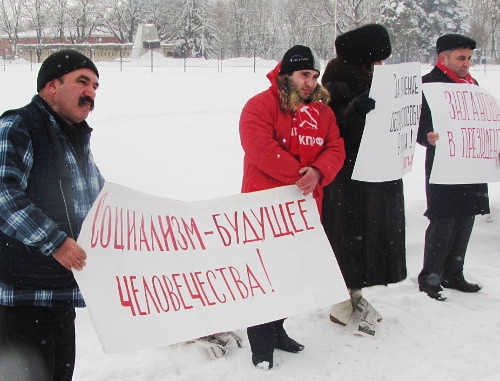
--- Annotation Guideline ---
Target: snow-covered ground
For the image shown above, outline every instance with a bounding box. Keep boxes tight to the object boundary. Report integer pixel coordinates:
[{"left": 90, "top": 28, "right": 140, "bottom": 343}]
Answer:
[{"left": 0, "top": 64, "right": 499, "bottom": 381}]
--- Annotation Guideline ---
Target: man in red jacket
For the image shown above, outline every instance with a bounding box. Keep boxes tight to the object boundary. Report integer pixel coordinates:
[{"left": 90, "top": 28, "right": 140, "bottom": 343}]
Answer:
[{"left": 239, "top": 45, "right": 345, "bottom": 370}]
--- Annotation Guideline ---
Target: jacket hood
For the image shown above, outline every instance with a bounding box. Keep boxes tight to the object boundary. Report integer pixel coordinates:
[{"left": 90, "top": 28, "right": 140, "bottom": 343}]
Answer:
[{"left": 267, "top": 61, "right": 283, "bottom": 95}]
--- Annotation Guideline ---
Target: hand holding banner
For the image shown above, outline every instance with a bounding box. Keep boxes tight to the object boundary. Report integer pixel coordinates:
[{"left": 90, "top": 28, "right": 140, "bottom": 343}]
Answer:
[{"left": 75, "top": 183, "right": 347, "bottom": 353}]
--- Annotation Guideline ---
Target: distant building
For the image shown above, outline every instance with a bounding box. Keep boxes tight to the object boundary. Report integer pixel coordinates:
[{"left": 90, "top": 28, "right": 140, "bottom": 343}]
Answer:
[
  {"left": 1, "top": 28, "right": 174, "bottom": 63},
  {"left": 0, "top": 30, "right": 121, "bottom": 57}
]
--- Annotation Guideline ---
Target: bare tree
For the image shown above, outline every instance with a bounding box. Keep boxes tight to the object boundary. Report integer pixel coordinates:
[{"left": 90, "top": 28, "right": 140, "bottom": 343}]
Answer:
[
  {"left": 51, "top": 0, "right": 70, "bottom": 42},
  {"left": 144, "top": 0, "right": 182, "bottom": 42},
  {"left": 23, "top": 0, "right": 49, "bottom": 43},
  {"left": 100, "top": 0, "right": 147, "bottom": 43},
  {"left": 0, "top": 0, "right": 496, "bottom": 64},
  {"left": 462, "top": 0, "right": 498, "bottom": 63},
  {"left": 492, "top": 0, "right": 499, "bottom": 61},
  {"left": 68, "top": 0, "right": 101, "bottom": 43},
  {"left": 0, "top": 0, "right": 24, "bottom": 51}
]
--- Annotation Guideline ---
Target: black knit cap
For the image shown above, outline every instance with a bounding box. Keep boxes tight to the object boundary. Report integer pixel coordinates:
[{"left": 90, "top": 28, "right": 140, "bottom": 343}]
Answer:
[
  {"left": 335, "top": 24, "right": 392, "bottom": 64},
  {"left": 279, "top": 45, "right": 321, "bottom": 75},
  {"left": 436, "top": 34, "right": 476, "bottom": 54},
  {"left": 37, "top": 49, "right": 99, "bottom": 92}
]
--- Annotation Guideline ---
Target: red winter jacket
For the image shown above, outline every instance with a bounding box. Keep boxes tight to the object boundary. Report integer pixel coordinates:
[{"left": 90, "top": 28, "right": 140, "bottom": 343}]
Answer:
[{"left": 239, "top": 63, "right": 345, "bottom": 212}]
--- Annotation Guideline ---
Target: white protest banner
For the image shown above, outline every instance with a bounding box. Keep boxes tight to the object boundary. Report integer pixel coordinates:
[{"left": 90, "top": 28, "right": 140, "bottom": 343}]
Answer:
[
  {"left": 74, "top": 183, "right": 347, "bottom": 353},
  {"left": 423, "top": 82, "right": 500, "bottom": 184},
  {"left": 352, "top": 62, "right": 422, "bottom": 182}
]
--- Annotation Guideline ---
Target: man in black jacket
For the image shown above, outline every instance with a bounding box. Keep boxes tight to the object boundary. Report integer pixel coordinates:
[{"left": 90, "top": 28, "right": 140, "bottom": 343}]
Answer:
[
  {"left": 0, "top": 50, "right": 104, "bottom": 380},
  {"left": 417, "top": 34, "right": 490, "bottom": 301}
]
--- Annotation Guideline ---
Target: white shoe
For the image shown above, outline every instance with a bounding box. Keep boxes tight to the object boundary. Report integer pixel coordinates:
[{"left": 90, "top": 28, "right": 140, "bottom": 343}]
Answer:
[
  {"left": 195, "top": 334, "right": 230, "bottom": 360},
  {"left": 349, "top": 288, "right": 382, "bottom": 321},
  {"left": 329, "top": 299, "right": 353, "bottom": 326},
  {"left": 220, "top": 331, "right": 244, "bottom": 348},
  {"left": 347, "top": 296, "right": 382, "bottom": 337}
]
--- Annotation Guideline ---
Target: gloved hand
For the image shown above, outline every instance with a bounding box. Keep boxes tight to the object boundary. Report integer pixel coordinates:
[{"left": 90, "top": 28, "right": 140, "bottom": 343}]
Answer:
[{"left": 354, "top": 90, "right": 376, "bottom": 115}]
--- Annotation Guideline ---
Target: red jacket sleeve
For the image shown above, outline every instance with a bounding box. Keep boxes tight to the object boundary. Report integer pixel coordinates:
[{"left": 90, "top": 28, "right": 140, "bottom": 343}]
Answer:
[{"left": 310, "top": 105, "right": 346, "bottom": 187}]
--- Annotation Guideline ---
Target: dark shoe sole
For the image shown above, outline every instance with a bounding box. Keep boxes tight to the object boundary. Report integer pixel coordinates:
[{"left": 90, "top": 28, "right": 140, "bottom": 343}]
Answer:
[{"left": 419, "top": 285, "right": 447, "bottom": 301}]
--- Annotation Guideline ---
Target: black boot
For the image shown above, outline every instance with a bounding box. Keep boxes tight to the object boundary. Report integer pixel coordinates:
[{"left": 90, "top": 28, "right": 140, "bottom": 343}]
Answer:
[
  {"left": 419, "top": 284, "right": 447, "bottom": 301},
  {"left": 275, "top": 325, "right": 304, "bottom": 353},
  {"left": 252, "top": 352, "right": 273, "bottom": 370},
  {"left": 442, "top": 276, "right": 481, "bottom": 293}
]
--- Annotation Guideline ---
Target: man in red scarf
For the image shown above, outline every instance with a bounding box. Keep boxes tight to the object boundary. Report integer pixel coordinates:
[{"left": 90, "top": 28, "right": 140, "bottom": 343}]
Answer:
[
  {"left": 417, "top": 34, "right": 490, "bottom": 301},
  {"left": 239, "top": 45, "right": 345, "bottom": 369}
]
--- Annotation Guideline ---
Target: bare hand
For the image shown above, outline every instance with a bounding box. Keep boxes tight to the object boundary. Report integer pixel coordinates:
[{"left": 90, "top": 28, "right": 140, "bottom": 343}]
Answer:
[
  {"left": 296, "top": 166, "right": 322, "bottom": 196},
  {"left": 427, "top": 132, "right": 439, "bottom": 146},
  {"left": 52, "top": 238, "right": 87, "bottom": 271}
]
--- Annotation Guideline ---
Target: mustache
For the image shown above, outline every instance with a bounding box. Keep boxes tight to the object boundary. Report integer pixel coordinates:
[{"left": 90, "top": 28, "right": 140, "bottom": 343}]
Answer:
[{"left": 78, "top": 96, "right": 95, "bottom": 111}]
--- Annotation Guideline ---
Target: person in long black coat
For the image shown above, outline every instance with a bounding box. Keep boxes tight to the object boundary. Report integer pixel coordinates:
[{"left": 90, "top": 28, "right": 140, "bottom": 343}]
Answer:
[
  {"left": 416, "top": 34, "right": 490, "bottom": 301},
  {"left": 321, "top": 24, "right": 407, "bottom": 324}
]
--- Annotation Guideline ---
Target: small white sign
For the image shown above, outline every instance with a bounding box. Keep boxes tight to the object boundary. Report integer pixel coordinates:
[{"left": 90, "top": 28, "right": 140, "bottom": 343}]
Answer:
[
  {"left": 352, "top": 62, "right": 422, "bottom": 182},
  {"left": 423, "top": 82, "right": 500, "bottom": 184}
]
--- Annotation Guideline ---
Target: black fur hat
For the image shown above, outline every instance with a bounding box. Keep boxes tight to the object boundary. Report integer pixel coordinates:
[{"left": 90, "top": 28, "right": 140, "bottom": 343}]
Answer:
[
  {"left": 436, "top": 34, "right": 476, "bottom": 54},
  {"left": 335, "top": 24, "right": 392, "bottom": 64},
  {"left": 37, "top": 49, "right": 99, "bottom": 92},
  {"left": 280, "top": 45, "right": 321, "bottom": 75}
]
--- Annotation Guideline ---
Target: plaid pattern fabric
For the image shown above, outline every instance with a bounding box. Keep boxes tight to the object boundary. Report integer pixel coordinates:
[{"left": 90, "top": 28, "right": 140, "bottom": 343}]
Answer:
[
  {"left": 0, "top": 96, "right": 104, "bottom": 307},
  {"left": 0, "top": 281, "right": 86, "bottom": 308}
]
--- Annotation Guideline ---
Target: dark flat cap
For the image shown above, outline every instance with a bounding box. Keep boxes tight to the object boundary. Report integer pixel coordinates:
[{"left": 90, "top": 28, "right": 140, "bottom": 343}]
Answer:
[
  {"left": 436, "top": 34, "right": 476, "bottom": 54},
  {"left": 37, "top": 50, "right": 99, "bottom": 92},
  {"left": 335, "top": 24, "right": 391, "bottom": 64}
]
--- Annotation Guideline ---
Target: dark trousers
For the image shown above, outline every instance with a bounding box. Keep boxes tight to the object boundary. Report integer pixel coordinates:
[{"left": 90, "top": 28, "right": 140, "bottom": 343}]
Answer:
[
  {"left": 418, "top": 216, "right": 475, "bottom": 287},
  {"left": 0, "top": 305, "right": 76, "bottom": 381},
  {"left": 247, "top": 318, "right": 286, "bottom": 354}
]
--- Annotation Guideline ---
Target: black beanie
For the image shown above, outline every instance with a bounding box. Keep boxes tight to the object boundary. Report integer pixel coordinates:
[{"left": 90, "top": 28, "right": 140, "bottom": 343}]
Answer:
[
  {"left": 279, "top": 45, "right": 321, "bottom": 75},
  {"left": 335, "top": 24, "right": 392, "bottom": 64},
  {"left": 436, "top": 34, "right": 476, "bottom": 54},
  {"left": 37, "top": 50, "right": 99, "bottom": 92}
]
